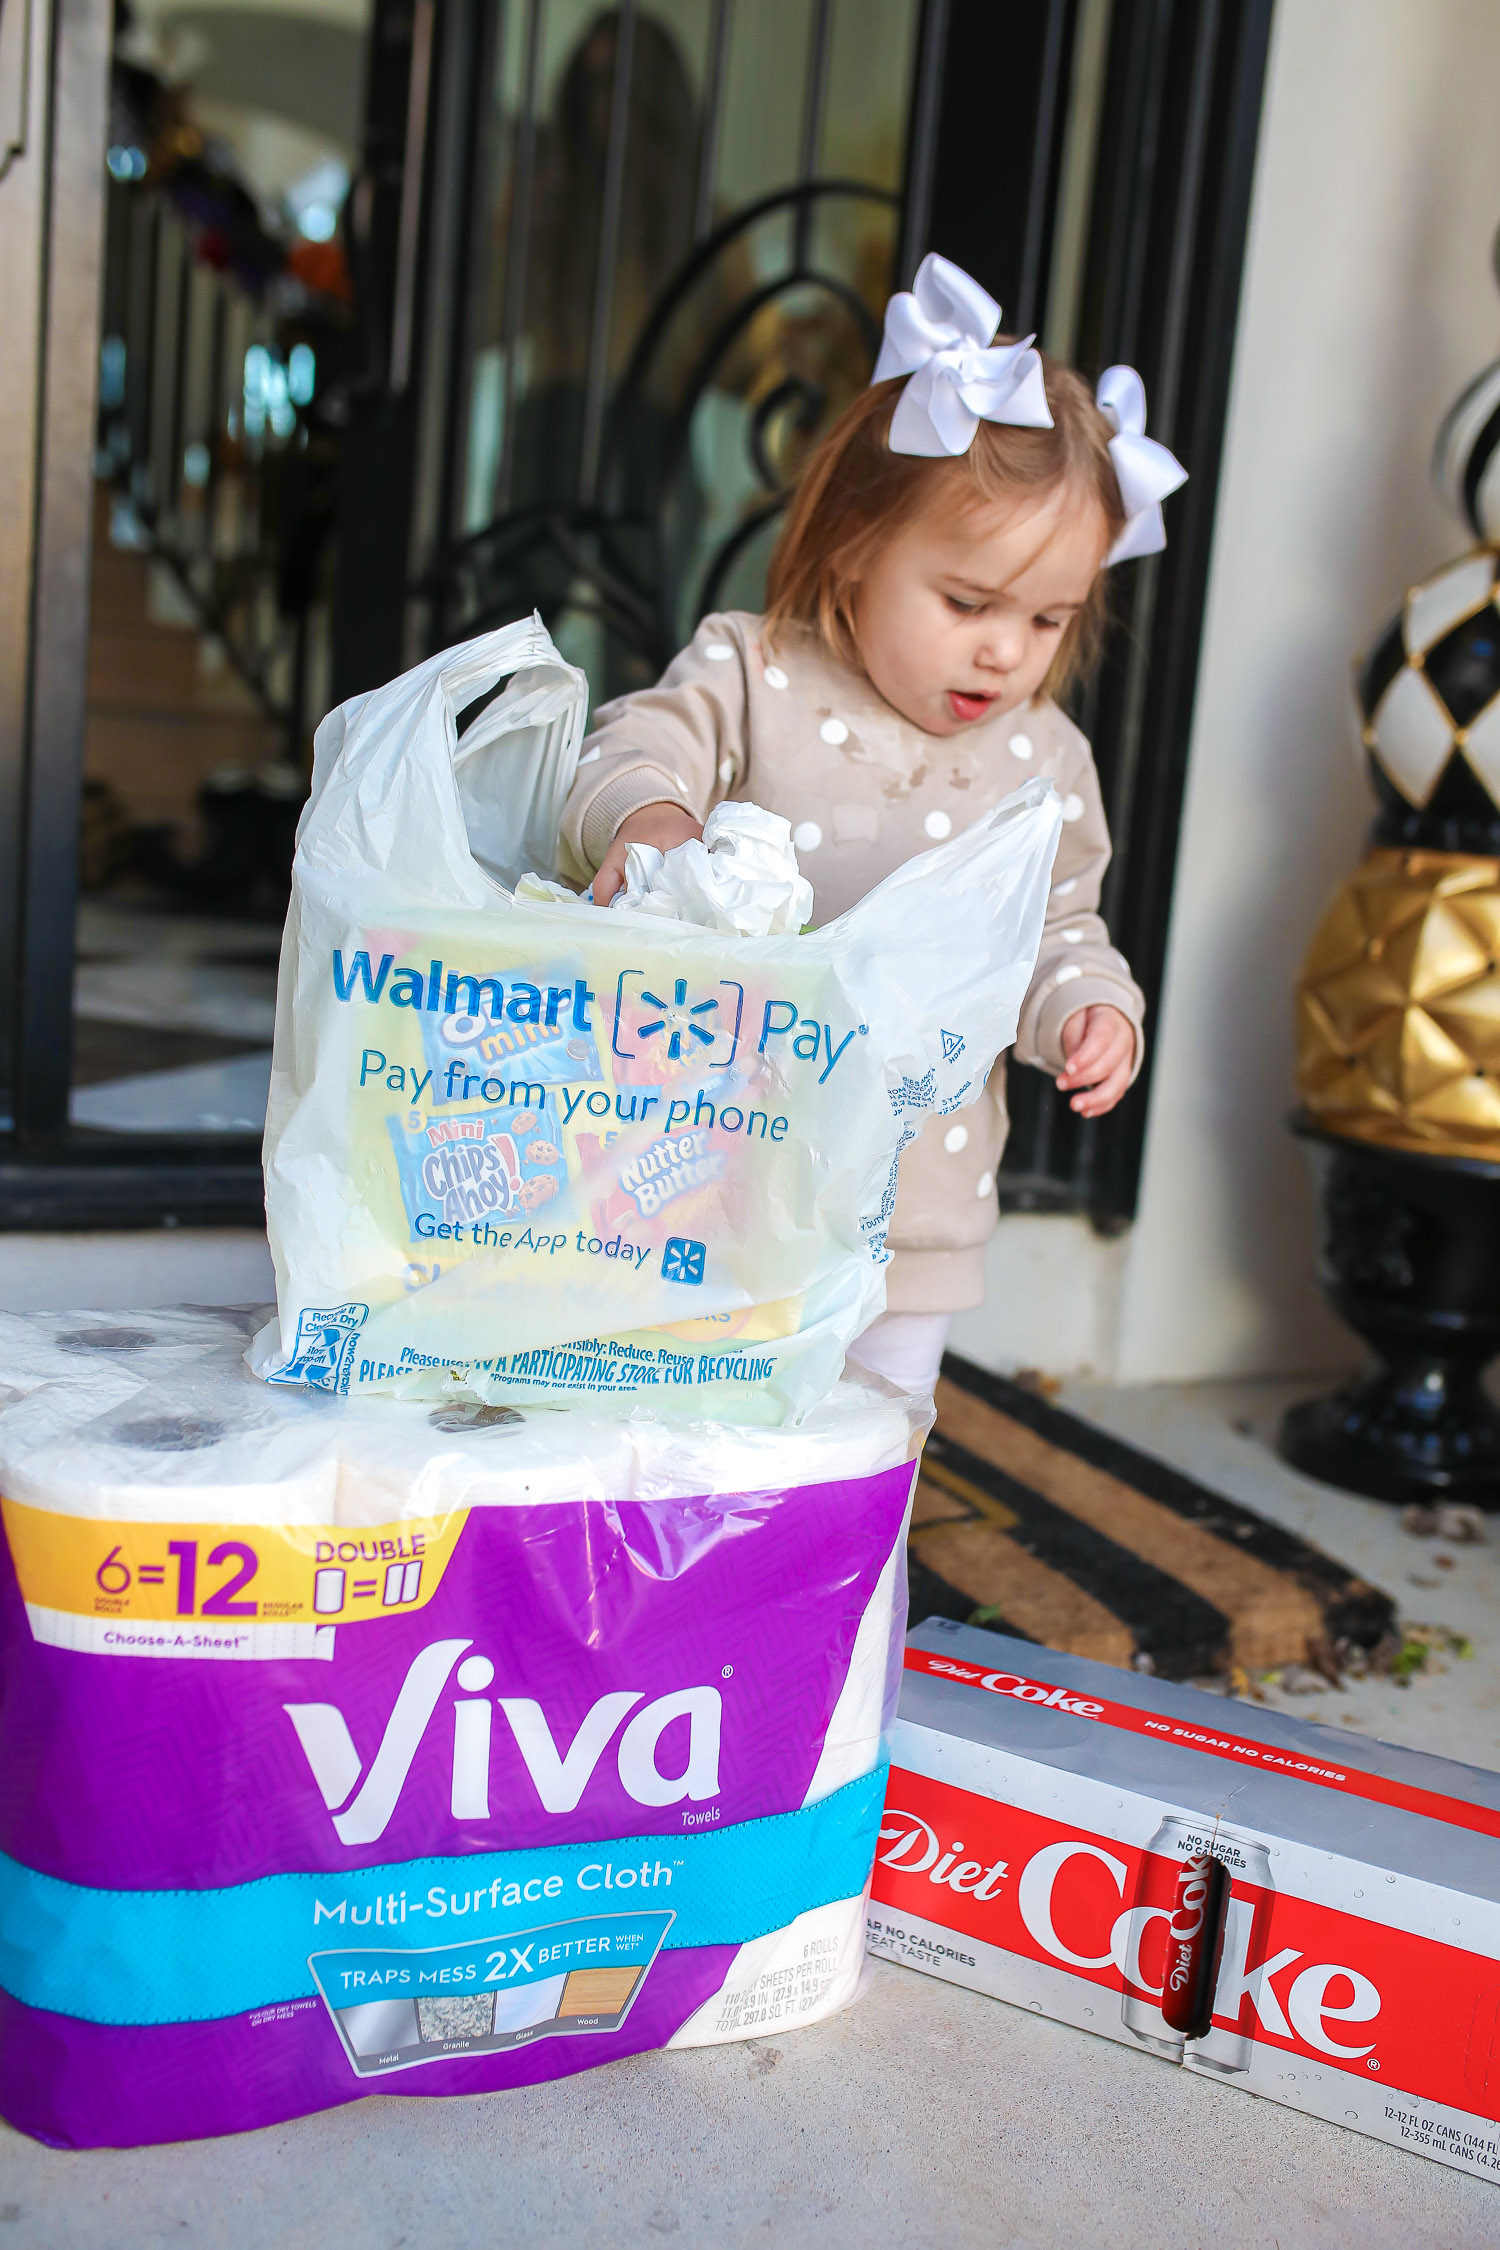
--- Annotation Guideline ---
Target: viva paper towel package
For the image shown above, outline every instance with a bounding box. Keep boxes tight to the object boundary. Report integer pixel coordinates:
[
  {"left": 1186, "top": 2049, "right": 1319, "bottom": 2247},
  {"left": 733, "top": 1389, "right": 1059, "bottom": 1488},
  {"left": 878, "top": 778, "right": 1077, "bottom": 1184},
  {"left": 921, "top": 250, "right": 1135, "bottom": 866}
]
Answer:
[
  {"left": 250, "top": 617, "right": 1061, "bottom": 1421},
  {"left": 0, "top": 1309, "right": 925, "bottom": 2148}
]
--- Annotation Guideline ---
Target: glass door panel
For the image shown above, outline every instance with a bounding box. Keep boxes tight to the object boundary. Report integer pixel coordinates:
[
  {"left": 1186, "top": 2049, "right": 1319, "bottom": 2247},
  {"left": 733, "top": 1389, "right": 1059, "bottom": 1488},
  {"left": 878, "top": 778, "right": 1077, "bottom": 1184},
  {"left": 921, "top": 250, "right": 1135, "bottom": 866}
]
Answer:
[
  {"left": 73, "top": 0, "right": 372, "bottom": 1139},
  {"left": 442, "top": 0, "right": 921, "bottom": 710}
]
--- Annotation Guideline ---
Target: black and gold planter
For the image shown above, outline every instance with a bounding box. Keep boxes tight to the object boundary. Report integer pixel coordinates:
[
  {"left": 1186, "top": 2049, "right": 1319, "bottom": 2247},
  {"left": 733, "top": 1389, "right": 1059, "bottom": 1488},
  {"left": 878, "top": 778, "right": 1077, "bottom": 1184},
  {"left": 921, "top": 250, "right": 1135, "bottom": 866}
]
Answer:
[
  {"left": 1282, "top": 541, "right": 1500, "bottom": 1503},
  {"left": 1281, "top": 1117, "right": 1500, "bottom": 1505}
]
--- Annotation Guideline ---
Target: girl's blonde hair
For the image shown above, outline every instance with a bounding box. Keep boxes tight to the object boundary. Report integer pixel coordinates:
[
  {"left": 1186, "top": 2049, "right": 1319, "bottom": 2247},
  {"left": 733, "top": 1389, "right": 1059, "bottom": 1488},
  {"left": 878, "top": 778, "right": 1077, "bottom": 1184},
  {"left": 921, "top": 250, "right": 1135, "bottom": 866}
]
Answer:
[{"left": 764, "top": 350, "right": 1127, "bottom": 700}]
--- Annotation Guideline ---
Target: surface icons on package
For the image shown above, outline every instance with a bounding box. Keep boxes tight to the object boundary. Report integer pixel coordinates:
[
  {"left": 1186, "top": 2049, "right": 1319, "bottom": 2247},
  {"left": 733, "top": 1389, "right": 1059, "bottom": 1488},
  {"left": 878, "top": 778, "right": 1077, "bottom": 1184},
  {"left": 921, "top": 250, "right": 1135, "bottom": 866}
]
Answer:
[{"left": 314, "top": 1910, "right": 671, "bottom": 2076}]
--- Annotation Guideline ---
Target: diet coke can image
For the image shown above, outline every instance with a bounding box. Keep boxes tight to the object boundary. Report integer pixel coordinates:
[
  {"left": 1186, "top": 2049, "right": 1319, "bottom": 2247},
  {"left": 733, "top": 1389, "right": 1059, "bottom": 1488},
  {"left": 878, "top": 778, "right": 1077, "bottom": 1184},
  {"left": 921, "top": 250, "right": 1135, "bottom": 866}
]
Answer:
[
  {"left": 1121, "top": 1815, "right": 1275, "bottom": 2073},
  {"left": 1161, "top": 1850, "right": 1229, "bottom": 2039}
]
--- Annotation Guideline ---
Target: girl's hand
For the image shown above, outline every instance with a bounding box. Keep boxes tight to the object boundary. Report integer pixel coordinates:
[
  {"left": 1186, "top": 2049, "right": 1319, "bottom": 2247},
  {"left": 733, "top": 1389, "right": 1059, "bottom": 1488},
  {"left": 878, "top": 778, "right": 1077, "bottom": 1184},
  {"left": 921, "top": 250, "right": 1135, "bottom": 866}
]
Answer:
[
  {"left": 1057, "top": 1005, "right": 1135, "bottom": 1116},
  {"left": 592, "top": 803, "right": 704, "bottom": 906}
]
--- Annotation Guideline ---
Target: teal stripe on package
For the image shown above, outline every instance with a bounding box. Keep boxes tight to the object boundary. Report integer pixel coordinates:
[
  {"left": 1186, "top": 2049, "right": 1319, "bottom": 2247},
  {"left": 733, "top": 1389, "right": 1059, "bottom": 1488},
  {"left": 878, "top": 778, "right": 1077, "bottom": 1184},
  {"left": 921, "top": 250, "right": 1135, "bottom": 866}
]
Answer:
[{"left": 0, "top": 1767, "right": 886, "bottom": 2027}]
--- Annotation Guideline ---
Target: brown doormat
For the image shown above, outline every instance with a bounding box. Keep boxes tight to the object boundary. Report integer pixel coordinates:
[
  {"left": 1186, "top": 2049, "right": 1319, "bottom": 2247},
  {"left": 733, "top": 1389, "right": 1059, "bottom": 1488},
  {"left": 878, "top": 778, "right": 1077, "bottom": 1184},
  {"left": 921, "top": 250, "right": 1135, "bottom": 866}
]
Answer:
[{"left": 910, "top": 1356, "right": 1396, "bottom": 1680}]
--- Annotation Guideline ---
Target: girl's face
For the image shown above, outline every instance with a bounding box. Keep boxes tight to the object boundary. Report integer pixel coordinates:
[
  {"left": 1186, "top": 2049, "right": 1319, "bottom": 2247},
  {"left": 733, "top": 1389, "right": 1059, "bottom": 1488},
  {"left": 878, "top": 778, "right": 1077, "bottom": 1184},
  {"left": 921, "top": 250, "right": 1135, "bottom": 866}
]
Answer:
[{"left": 849, "top": 484, "right": 1109, "bottom": 736}]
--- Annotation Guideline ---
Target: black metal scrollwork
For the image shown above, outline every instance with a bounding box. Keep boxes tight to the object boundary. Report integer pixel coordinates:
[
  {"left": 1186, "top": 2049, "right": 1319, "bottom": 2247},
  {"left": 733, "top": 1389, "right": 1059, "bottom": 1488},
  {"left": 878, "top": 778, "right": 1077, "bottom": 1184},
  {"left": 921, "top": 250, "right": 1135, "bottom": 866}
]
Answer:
[{"left": 429, "top": 177, "right": 897, "bottom": 676}]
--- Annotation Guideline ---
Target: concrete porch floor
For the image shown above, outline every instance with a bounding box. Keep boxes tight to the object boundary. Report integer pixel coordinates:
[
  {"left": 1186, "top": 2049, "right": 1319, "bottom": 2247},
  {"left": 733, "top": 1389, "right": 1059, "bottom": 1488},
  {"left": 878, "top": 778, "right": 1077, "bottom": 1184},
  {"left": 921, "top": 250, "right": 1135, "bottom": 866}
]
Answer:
[{"left": 3, "top": 1374, "right": 1497, "bottom": 2249}]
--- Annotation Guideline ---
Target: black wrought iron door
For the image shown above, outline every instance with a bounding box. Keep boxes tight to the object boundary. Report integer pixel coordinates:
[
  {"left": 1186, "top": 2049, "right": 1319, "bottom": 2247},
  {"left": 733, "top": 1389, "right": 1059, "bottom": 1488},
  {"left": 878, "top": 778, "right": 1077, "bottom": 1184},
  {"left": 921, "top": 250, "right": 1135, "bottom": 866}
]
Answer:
[
  {"left": 0, "top": 0, "right": 1273, "bottom": 1233},
  {"left": 994, "top": 0, "right": 1276, "bottom": 1232},
  {"left": 390, "top": 0, "right": 926, "bottom": 710}
]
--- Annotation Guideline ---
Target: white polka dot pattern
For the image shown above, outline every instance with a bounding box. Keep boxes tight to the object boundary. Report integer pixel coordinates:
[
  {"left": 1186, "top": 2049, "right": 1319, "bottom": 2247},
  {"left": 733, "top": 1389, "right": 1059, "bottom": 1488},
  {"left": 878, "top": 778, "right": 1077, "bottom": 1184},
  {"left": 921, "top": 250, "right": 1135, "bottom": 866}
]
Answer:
[
  {"left": 704, "top": 642, "right": 734, "bottom": 662},
  {"left": 976, "top": 1172, "right": 995, "bottom": 1198},
  {"left": 1053, "top": 877, "right": 1076, "bottom": 896},
  {"left": 763, "top": 665, "right": 788, "bottom": 690},
  {"left": 718, "top": 757, "right": 734, "bottom": 783},
  {"left": 1054, "top": 963, "right": 1083, "bottom": 985},
  {"left": 1062, "top": 927, "right": 1083, "bottom": 943},
  {"left": 1061, "top": 792, "right": 1084, "bottom": 822},
  {"left": 793, "top": 820, "right": 823, "bottom": 853},
  {"left": 943, "top": 1124, "right": 969, "bottom": 1153},
  {"left": 819, "top": 718, "right": 849, "bottom": 744},
  {"left": 923, "top": 809, "right": 952, "bottom": 840},
  {"left": 1008, "top": 733, "right": 1033, "bottom": 760}
]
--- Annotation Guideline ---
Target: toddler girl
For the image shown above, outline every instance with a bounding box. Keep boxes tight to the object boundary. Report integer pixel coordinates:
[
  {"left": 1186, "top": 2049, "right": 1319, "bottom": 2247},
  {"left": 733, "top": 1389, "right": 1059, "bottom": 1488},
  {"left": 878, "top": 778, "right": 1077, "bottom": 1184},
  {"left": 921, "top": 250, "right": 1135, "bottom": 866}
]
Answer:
[{"left": 557, "top": 255, "right": 1187, "bottom": 1397}]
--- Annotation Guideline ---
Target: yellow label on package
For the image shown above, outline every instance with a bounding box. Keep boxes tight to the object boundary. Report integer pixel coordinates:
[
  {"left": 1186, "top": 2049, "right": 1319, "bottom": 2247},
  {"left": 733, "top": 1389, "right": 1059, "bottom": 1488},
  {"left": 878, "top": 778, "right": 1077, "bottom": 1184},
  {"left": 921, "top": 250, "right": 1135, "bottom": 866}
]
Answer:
[{"left": 2, "top": 1497, "right": 465, "bottom": 1661}]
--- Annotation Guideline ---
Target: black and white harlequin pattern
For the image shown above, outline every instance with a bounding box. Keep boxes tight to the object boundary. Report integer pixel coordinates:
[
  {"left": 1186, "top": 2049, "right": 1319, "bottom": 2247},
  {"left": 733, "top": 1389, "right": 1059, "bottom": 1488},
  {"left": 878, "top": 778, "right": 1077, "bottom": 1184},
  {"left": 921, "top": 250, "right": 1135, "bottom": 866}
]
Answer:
[
  {"left": 1358, "top": 549, "right": 1500, "bottom": 820},
  {"left": 1434, "top": 358, "right": 1500, "bottom": 542}
]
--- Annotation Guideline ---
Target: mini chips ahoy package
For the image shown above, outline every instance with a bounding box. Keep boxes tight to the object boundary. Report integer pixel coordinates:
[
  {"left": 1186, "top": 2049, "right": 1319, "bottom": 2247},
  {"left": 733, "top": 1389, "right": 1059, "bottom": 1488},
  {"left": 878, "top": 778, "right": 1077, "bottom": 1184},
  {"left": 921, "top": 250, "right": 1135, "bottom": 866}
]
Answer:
[
  {"left": 252, "top": 619, "right": 1060, "bottom": 1420},
  {"left": 0, "top": 1312, "right": 925, "bottom": 2148}
]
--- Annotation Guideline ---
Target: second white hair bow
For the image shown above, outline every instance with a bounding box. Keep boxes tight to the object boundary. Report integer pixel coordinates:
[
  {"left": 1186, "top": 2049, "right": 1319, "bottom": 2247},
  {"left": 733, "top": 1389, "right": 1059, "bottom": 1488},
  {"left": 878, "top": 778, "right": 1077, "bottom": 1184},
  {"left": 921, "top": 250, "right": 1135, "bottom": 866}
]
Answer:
[
  {"left": 1095, "top": 365, "right": 1188, "bottom": 564},
  {"left": 874, "top": 252, "right": 1053, "bottom": 456}
]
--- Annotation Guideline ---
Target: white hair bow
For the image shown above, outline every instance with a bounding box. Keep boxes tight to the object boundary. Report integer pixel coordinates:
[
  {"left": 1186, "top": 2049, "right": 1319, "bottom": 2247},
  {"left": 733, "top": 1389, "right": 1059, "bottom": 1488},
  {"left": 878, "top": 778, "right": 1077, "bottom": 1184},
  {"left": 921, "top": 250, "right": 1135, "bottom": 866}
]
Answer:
[
  {"left": 874, "top": 252, "right": 1053, "bottom": 457},
  {"left": 1095, "top": 365, "right": 1188, "bottom": 564}
]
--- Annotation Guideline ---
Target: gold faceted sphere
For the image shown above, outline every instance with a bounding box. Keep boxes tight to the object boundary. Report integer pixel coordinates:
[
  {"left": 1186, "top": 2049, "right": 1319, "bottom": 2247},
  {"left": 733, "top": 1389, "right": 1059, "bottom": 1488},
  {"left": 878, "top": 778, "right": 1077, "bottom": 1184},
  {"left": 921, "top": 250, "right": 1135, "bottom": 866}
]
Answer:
[{"left": 1297, "top": 848, "right": 1500, "bottom": 1160}]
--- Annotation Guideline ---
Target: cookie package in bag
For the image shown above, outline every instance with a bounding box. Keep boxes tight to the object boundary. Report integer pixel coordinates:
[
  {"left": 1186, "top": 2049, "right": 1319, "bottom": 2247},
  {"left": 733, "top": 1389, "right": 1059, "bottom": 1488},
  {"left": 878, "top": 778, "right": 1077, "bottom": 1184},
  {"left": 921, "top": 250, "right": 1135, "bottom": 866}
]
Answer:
[
  {"left": 251, "top": 616, "right": 1061, "bottom": 1420},
  {"left": 0, "top": 1308, "right": 927, "bottom": 2148}
]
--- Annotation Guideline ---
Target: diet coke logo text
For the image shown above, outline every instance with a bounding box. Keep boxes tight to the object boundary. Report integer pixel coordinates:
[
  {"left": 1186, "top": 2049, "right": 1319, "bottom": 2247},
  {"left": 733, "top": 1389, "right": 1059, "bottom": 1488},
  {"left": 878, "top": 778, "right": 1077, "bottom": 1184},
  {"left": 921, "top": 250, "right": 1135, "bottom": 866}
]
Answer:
[{"left": 874, "top": 1770, "right": 1391, "bottom": 2069}]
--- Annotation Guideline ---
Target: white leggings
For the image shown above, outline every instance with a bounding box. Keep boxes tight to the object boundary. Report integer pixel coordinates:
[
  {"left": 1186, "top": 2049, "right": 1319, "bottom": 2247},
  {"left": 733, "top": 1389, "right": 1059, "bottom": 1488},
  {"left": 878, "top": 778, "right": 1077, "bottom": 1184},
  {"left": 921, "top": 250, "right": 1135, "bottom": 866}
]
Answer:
[{"left": 845, "top": 1311, "right": 951, "bottom": 1399}]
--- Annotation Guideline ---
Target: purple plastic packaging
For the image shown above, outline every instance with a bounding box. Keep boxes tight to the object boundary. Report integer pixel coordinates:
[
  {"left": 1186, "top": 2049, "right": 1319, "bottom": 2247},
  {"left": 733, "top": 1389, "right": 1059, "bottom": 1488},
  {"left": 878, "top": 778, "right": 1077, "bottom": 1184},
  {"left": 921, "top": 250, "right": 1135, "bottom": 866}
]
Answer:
[{"left": 0, "top": 1321, "right": 919, "bottom": 2148}]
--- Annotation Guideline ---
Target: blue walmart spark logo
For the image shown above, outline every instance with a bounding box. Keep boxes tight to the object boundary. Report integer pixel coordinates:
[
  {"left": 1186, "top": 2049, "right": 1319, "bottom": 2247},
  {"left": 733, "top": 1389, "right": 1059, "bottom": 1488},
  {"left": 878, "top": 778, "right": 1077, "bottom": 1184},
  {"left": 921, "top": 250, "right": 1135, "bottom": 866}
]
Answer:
[
  {"left": 636, "top": 978, "right": 719, "bottom": 1062},
  {"left": 663, "top": 1236, "right": 706, "bottom": 1284},
  {"left": 611, "top": 968, "right": 745, "bottom": 1067}
]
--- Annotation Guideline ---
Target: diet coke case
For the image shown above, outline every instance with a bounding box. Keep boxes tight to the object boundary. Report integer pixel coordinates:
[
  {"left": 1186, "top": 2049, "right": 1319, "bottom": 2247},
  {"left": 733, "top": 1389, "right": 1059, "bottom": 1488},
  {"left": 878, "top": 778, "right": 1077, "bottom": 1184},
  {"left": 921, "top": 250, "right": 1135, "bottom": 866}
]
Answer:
[{"left": 867, "top": 1619, "right": 1500, "bottom": 2182}]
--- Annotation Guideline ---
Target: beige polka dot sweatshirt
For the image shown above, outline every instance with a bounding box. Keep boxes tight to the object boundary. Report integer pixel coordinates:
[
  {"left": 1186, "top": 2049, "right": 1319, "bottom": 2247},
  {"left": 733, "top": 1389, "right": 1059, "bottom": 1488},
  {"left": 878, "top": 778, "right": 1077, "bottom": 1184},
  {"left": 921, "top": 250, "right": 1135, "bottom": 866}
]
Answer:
[{"left": 558, "top": 610, "right": 1146, "bottom": 1313}]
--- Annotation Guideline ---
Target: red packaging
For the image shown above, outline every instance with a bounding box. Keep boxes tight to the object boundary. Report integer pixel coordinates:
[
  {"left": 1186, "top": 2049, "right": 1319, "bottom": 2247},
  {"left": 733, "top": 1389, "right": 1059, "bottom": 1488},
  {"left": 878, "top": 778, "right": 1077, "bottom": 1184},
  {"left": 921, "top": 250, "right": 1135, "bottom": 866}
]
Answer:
[
  {"left": 1159, "top": 1848, "right": 1229, "bottom": 2039},
  {"left": 867, "top": 1619, "right": 1500, "bottom": 2180}
]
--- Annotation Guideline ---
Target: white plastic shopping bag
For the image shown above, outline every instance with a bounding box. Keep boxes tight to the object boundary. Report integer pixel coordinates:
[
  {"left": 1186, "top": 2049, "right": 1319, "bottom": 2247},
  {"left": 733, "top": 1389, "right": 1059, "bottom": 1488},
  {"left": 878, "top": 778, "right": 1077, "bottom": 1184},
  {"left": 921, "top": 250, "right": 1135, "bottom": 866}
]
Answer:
[
  {"left": 253, "top": 621, "right": 1062, "bottom": 1420},
  {"left": 299, "top": 610, "right": 588, "bottom": 896}
]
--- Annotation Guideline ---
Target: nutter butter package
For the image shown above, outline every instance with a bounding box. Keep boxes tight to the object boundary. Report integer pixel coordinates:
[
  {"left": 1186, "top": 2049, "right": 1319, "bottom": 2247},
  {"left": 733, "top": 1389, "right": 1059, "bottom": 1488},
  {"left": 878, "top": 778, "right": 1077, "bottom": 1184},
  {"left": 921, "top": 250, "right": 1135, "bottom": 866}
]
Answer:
[
  {"left": 0, "top": 1311, "right": 923, "bottom": 2148},
  {"left": 251, "top": 618, "right": 1060, "bottom": 1421},
  {"left": 868, "top": 1619, "right": 1500, "bottom": 2182}
]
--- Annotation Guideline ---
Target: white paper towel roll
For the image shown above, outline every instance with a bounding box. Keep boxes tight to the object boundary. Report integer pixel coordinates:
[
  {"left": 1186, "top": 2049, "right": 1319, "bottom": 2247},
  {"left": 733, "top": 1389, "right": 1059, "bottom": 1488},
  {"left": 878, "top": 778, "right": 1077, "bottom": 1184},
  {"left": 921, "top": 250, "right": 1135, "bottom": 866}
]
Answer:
[
  {"left": 0, "top": 1306, "right": 259, "bottom": 1386},
  {"left": 0, "top": 1370, "right": 144, "bottom": 1455},
  {"left": 3, "top": 1374, "right": 342, "bottom": 1523},
  {"left": 0, "top": 1353, "right": 911, "bottom": 1526},
  {"left": 667, "top": 1893, "right": 870, "bottom": 2049},
  {"left": 333, "top": 1398, "right": 637, "bottom": 1524},
  {"left": 666, "top": 1460, "right": 913, "bottom": 2053},
  {"left": 803, "top": 1505, "right": 910, "bottom": 1801},
  {"left": 626, "top": 1373, "right": 917, "bottom": 1499}
]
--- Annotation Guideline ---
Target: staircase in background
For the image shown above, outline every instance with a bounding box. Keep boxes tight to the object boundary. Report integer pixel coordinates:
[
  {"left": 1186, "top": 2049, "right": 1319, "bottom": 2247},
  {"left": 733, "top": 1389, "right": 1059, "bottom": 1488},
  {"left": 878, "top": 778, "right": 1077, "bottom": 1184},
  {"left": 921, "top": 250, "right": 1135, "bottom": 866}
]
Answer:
[{"left": 84, "top": 487, "right": 283, "bottom": 855}]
